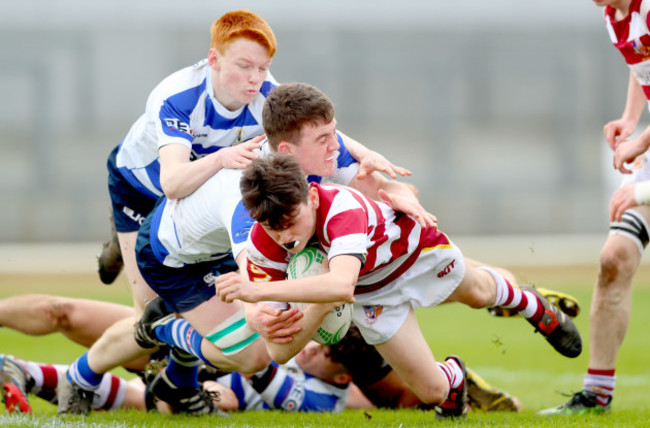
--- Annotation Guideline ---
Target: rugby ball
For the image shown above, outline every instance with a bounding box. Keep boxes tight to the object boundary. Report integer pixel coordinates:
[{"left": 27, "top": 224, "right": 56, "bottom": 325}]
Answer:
[{"left": 286, "top": 246, "right": 353, "bottom": 345}]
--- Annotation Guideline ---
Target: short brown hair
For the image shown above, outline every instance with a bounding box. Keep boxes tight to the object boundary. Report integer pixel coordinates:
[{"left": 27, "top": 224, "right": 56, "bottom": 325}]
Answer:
[
  {"left": 262, "top": 83, "right": 335, "bottom": 151},
  {"left": 240, "top": 153, "right": 309, "bottom": 230},
  {"left": 210, "top": 10, "right": 277, "bottom": 58}
]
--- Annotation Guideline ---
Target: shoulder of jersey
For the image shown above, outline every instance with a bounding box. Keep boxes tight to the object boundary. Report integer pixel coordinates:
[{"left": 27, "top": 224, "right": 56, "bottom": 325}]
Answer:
[{"left": 192, "top": 58, "right": 209, "bottom": 71}]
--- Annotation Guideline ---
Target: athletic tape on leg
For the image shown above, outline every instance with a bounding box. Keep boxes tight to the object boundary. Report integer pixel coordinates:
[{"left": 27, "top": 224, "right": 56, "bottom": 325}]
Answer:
[
  {"left": 609, "top": 209, "right": 650, "bottom": 255},
  {"left": 205, "top": 310, "right": 259, "bottom": 356}
]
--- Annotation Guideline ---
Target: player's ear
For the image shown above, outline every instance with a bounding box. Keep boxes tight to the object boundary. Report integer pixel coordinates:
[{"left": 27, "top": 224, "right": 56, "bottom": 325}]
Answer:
[
  {"left": 309, "top": 186, "right": 319, "bottom": 209},
  {"left": 276, "top": 141, "right": 291, "bottom": 153},
  {"left": 332, "top": 372, "right": 352, "bottom": 386},
  {"left": 208, "top": 48, "right": 220, "bottom": 70}
]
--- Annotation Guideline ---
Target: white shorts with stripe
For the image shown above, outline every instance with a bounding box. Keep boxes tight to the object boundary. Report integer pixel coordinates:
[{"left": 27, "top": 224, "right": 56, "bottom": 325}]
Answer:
[{"left": 352, "top": 238, "right": 465, "bottom": 345}]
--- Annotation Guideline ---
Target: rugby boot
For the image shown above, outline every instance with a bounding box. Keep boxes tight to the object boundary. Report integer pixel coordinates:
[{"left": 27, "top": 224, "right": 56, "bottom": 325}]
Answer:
[
  {"left": 465, "top": 367, "right": 520, "bottom": 412},
  {"left": 97, "top": 211, "right": 123, "bottom": 285},
  {"left": 434, "top": 355, "right": 468, "bottom": 419},
  {"left": 522, "top": 285, "right": 582, "bottom": 358},
  {"left": 0, "top": 354, "right": 33, "bottom": 413},
  {"left": 134, "top": 297, "right": 176, "bottom": 349},
  {"left": 57, "top": 373, "right": 94, "bottom": 415},
  {"left": 536, "top": 390, "right": 611, "bottom": 416},
  {"left": 488, "top": 286, "right": 581, "bottom": 319},
  {"left": 149, "top": 370, "right": 226, "bottom": 416}
]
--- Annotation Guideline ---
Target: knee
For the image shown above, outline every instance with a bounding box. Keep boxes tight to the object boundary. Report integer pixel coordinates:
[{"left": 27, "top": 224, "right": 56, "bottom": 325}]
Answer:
[
  {"left": 462, "top": 283, "right": 493, "bottom": 309},
  {"left": 599, "top": 243, "right": 638, "bottom": 287},
  {"left": 39, "top": 297, "right": 74, "bottom": 332},
  {"left": 234, "top": 352, "right": 271, "bottom": 374},
  {"left": 418, "top": 382, "right": 450, "bottom": 406}
]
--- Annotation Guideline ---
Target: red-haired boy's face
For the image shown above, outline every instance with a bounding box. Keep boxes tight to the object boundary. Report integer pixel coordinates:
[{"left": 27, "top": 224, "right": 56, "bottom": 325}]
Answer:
[{"left": 209, "top": 37, "right": 272, "bottom": 111}]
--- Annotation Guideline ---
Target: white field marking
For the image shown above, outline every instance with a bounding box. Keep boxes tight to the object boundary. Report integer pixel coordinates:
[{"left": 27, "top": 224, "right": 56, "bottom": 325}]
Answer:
[
  {"left": 0, "top": 413, "right": 132, "bottom": 428},
  {"left": 470, "top": 367, "right": 650, "bottom": 387}
]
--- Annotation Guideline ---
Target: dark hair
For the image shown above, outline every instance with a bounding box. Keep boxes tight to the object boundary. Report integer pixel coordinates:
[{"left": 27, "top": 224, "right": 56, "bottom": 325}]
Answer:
[
  {"left": 240, "top": 153, "right": 309, "bottom": 230},
  {"left": 262, "top": 83, "right": 335, "bottom": 150},
  {"left": 327, "top": 323, "right": 389, "bottom": 384}
]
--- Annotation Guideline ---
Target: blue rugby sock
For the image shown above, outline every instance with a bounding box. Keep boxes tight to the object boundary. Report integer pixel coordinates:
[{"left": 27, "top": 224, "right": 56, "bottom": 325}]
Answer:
[
  {"left": 67, "top": 352, "right": 103, "bottom": 391},
  {"left": 154, "top": 319, "right": 211, "bottom": 365},
  {"left": 164, "top": 348, "right": 200, "bottom": 389}
]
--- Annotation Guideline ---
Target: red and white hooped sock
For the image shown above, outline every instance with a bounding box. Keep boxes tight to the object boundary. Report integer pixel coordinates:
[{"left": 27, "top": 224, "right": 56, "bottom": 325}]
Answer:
[
  {"left": 478, "top": 267, "right": 541, "bottom": 320},
  {"left": 583, "top": 368, "right": 615, "bottom": 407},
  {"left": 436, "top": 358, "right": 464, "bottom": 390}
]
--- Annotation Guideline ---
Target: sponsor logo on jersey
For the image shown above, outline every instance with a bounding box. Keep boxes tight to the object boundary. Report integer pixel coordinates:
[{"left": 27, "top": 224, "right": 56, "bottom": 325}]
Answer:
[
  {"left": 249, "top": 264, "right": 272, "bottom": 282},
  {"left": 631, "top": 38, "right": 650, "bottom": 59},
  {"left": 437, "top": 259, "right": 456, "bottom": 278},
  {"left": 164, "top": 118, "right": 192, "bottom": 135},
  {"left": 122, "top": 207, "right": 145, "bottom": 225},
  {"left": 362, "top": 304, "right": 383, "bottom": 324}
]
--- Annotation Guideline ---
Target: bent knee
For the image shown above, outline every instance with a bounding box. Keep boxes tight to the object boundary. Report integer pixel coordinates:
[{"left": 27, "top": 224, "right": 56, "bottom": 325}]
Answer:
[
  {"left": 417, "top": 383, "right": 450, "bottom": 406},
  {"left": 39, "top": 297, "right": 75, "bottom": 332},
  {"left": 235, "top": 352, "right": 271, "bottom": 374},
  {"left": 599, "top": 244, "right": 638, "bottom": 285}
]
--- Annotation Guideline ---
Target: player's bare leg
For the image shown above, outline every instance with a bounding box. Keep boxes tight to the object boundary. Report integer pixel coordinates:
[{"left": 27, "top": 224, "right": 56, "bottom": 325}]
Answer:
[
  {"left": 58, "top": 231, "right": 158, "bottom": 415},
  {"left": 538, "top": 207, "right": 650, "bottom": 416},
  {"left": 375, "top": 310, "right": 449, "bottom": 404},
  {"left": 170, "top": 297, "right": 270, "bottom": 374},
  {"left": 117, "top": 231, "right": 158, "bottom": 315},
  {"left": 591, "top": 233, "right": 639, "bottom": 369},
  {"left": 0, "top": 294, "right": 132, "bottom": 348},
  {"left": 132, "top": 296, "right": 266, "bottom": 416},
  {"left": 446, "top": 265, "right": 581, "bottom": 358},
  {"left": 374, "top": 309, "right": 467, "bottom": 418},
  {"left": 465, "top": 258, "right": 516, "bottom": 284}
]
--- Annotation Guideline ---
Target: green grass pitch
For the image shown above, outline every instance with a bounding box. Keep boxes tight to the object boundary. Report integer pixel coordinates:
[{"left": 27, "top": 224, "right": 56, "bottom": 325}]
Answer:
[{"left": 1, "top": 265, "right": 649, "bottom": 427}]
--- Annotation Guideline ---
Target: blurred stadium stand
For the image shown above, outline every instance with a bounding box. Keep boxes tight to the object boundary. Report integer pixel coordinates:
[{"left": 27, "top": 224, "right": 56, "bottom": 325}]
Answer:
[{"left": 0, "top": 1, "right": 633, "bottom": 250}]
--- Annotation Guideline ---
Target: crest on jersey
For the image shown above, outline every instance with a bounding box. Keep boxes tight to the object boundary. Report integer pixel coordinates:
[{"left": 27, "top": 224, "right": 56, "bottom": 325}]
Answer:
[
  {"left": 631, "top": 38, "right": 650, "bottom": 59},
  {"left": 233, "top": 128, "right": 245, "bottom": 145},
  {"left": 362, "top": 304, "right": 384, "bottom": 324}
]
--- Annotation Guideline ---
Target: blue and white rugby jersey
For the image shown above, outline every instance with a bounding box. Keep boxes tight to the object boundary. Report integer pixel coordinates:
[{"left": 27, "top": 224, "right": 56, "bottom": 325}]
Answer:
[
  {"left": 149, "top": 139, "right": 360, "bottom": 268},
  {"left": 115, "top": 58, "right": 277, "bottom": 200},
  {"left": 217, "top": 358, "right": 350, "bottom": 413},
  {"left": 149, "top": 168, "right": 253, "bottom": 268}
]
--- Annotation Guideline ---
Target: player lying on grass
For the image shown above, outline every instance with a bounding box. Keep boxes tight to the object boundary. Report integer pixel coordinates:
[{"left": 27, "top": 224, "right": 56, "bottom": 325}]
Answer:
[
  {"left": 215, "top": 153, "right": 583, "bottom": 418},
  {"left": 1, "top": 328, "right": 519, "bottom": 415}
]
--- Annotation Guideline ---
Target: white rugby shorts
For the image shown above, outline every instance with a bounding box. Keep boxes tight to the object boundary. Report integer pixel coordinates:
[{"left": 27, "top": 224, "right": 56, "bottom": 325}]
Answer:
[{"left": 352, "top": 239, "right": 465, "bottom": 345}]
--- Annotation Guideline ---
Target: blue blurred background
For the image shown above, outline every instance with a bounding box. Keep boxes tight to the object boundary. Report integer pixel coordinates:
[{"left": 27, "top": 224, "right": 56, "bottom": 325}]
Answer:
[{"left": 0, "top": 1, "right": 630, "bottom": 243}]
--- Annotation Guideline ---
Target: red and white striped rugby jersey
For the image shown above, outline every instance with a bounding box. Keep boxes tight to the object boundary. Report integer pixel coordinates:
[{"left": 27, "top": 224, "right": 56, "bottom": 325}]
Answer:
[
  {"left": 605, "top": 0, "right": 650, "bottom": 99},
  {"left": 246, "top": 182, "right": 452, "bottom": 294}
]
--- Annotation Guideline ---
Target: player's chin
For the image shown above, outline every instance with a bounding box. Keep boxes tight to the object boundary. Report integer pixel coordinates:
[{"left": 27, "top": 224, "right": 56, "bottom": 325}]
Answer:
[
  {"left": 239, "top": 92, "right": 257, "bottom": 104},
  {"left": 319, "top": 163, "right": 336, "bottom": 177}
]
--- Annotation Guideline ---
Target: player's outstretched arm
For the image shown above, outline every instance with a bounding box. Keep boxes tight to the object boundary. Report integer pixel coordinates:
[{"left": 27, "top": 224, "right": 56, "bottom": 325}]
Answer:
[
  {"left": 340, "top": 132, "right": 411, "bottom": 179},
  {"left": 264, "top": 303, "right": 336, "bottom": 364},
  {"left": 159, "top": 136, "right": 263, "bottom": 199},
  {"left": 216, "top": 255, "right": 359, "bottom": 304},
  {"left": 351, "top": 172, "right": 436, "bottom": 228}
]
